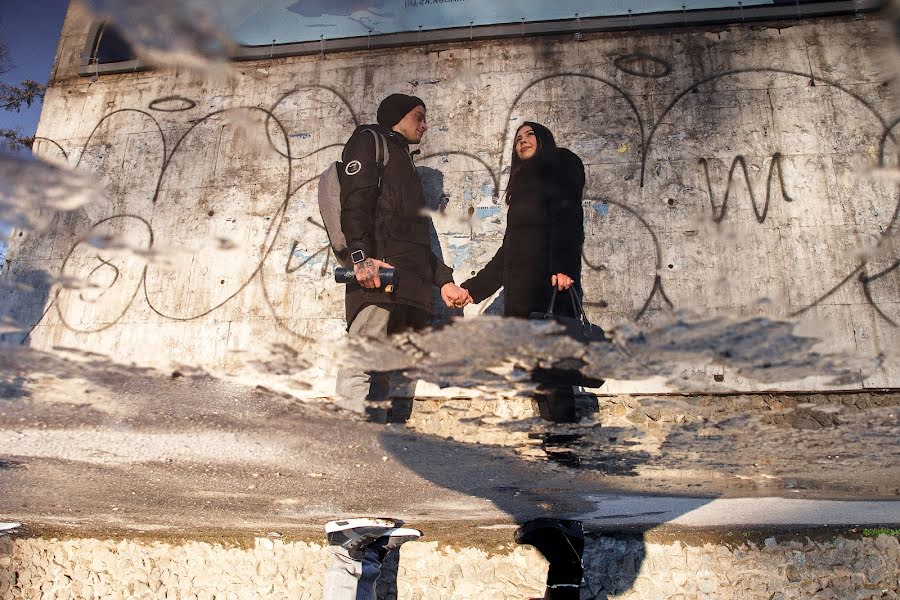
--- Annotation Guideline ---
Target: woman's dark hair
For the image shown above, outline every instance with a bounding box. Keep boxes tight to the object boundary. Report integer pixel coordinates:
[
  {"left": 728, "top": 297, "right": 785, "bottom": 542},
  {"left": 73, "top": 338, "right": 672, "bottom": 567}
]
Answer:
[
  {"left": 506, "top": 121, "right": 557, "bottom": 204},
  {"left": 510, "top": 122, "right": 556, "bottom": 170}
]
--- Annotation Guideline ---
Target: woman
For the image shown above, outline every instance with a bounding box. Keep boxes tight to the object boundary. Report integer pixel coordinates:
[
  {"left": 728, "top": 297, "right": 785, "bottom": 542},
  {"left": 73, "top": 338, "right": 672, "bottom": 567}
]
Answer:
[{"left": 461, "top": 122, "right": 586, "bottom": 421}]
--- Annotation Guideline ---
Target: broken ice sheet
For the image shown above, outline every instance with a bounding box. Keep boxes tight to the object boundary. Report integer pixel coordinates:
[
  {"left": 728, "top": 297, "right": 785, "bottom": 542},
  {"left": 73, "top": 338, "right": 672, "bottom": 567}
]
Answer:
[
  {"left": 420, "top": 207, "right": 484, "bottom": 237},
  {"left": 0, "top": 153, "right": 107, "bottom": 232},
  {"left": 330, "top": 312, "right": 880, "bottom": 392},
  {"left": 246, "top": 343, "right": 312, "bottom": 381},
  {"left": 84, "top": 0, "right": 255, "bottom": 73},
  {"left": 591, "top": 313, "right": 880, "bottom": 387},
  {"left": 83, "top": 231, "right": 236, "bottom": 269},
  {"left": 336, "top": 317, "right": 602, "bottom": 391}
]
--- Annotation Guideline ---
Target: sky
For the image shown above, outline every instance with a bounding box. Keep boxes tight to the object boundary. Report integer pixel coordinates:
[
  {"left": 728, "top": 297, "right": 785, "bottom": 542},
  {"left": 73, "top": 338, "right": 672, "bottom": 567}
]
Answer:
[{"left": 0, "top": 0, "right": 71, "bottom": 142}]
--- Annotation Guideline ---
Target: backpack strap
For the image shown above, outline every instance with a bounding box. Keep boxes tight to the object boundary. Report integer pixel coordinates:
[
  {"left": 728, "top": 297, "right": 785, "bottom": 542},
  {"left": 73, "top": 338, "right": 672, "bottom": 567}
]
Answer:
[
  {"left": 365, "top": 128, "right": 390, "bottom": 167},
  {"left": 363, "top": 128, "right": 390, "bottom": 189}
]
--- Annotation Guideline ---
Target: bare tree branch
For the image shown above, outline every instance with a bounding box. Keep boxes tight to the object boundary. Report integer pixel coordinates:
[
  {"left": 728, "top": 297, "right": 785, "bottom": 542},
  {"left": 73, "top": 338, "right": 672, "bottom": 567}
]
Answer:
[
  {"left": 0, "top": 128, "right": 35, "bottom": 152},
  {"left": 0, "top": 41, "right": 43, "bottom": 153},
  {"left": 0, "top": 81, "right": 46, "bottom": 113}
]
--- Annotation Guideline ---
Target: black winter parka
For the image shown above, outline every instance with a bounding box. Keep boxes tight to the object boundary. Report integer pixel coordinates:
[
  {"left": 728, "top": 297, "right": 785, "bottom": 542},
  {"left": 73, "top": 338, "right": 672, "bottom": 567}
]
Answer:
[
  {"left": 462, "top": 148, "right": 585, "bottom": 318},
  {"left": 339, "top": 124, "right": 454, "bottom": 325}
]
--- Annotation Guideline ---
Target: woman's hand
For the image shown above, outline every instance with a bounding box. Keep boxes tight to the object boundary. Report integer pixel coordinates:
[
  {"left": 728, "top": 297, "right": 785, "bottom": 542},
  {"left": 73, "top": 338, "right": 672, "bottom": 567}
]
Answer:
[
  {"left": 551, "top": 273, "right": 573, "bottom": 291},
  {"left": 441, "top": 283, "right": 473, "bottom": 308}
]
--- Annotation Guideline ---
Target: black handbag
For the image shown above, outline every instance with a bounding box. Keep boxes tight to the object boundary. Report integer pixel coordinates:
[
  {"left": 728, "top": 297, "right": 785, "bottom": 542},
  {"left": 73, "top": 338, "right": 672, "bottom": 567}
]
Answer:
[
  {"left": 529, "top": 287, "right": 606, "bottom": 344},
  {"left": 529, "top": 287, "right": 607, "bottom": 388}
]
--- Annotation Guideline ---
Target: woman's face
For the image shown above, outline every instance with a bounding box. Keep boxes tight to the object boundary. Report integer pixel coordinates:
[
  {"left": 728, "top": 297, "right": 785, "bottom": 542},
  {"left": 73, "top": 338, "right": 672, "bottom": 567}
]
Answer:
[{"left": 514, "top": 125, "right": 538, "bottom": 161}]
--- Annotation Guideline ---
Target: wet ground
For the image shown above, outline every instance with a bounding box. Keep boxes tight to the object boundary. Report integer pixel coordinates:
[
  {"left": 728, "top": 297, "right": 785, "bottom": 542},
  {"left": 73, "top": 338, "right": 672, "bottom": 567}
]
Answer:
[
  {"left": 404, "top": 392, "right": 900, "bottom": 498},
  {"left": 0, "top": 345, "right": 897, "bottom": 543}
]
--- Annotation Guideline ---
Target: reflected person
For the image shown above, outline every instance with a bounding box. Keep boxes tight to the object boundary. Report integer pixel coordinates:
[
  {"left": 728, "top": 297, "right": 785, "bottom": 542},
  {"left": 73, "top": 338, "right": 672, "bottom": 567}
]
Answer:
[
  {"left": 335, "top": 94, "right": 469, "bottom": 415},
  {"left": 456, "top": 122, "right": 586, "bottom": 422},
  {"left": 323, "top": 518, "right": 422, "bottom": 600},
  {"left": 516, "top": 518, "right": 586, "bottom": 600}
]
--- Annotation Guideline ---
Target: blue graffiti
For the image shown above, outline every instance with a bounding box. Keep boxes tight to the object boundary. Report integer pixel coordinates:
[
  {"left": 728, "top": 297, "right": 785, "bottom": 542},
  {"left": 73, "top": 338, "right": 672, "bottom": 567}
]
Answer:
[
  {"left": 448, "top": 243, "right": 471, "bottom": 269},
  {"left": 476, "top": 205, "right": 501, "bottom": 219},
  {"left": 290, "top": 246, "right": 327, "bottom": 270}
]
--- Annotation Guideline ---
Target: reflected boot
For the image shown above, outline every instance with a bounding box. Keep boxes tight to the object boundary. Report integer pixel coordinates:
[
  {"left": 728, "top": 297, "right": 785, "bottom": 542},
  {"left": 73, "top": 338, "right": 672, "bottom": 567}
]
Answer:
[
  {"left": 515, "top": 519, "right": 585, "bottom": 600},
  {"left": 532, "top": 385, "right": 577, "bottom": 423},
  {"left": 369, "top": 526, "right": 423, "bottom": 561},
  {"left": 326, "top": 518, "right": 422, "bottom": 558},
  {"left": 324, "top": 519, "right": 421, "bottom": 600},
  {"left": 326, "top": 518, "right": 398, "bottom": 555}
]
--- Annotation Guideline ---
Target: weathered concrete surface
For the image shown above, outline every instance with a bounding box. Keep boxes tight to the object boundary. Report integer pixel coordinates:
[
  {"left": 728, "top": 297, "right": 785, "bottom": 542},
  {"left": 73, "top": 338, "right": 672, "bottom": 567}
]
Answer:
[
  {"left": 3, "top": 532, "right": 899, "bottom": 600},
  {"left": 0, "top": 4, "right": 896, "bottom": 394}
]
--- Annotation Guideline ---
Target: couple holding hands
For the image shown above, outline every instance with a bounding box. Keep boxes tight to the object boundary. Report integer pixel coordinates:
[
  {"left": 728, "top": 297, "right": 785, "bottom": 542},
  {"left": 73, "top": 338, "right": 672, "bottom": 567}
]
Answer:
[{"left": 336, "top": 93, "right": 585, "bottom": 417}]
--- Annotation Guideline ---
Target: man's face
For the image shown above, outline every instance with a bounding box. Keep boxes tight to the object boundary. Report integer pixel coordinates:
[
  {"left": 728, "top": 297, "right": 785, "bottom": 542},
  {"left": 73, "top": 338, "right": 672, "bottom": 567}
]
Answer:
[
  {"left": 514, "top": 125, "right": 537, "bottom": 161},
  {"left": 393, "top": 105, "right": 428, "bottom": 144}
]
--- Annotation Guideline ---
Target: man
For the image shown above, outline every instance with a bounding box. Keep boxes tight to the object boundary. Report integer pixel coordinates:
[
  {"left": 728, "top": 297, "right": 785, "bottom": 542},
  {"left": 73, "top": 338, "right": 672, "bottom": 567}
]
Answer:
[{"left": 336, "top": 93, "right": 468, "bottom": 414}]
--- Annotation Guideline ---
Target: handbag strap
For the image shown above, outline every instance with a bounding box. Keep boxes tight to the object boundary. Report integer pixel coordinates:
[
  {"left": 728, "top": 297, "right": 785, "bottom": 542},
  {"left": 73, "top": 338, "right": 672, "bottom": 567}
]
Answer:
[
  {"left": 567, "top": 286, "right": 597, "bottom": 330},
  {"left": 543, "top": 285, "right": 595, "bottom": 328},
  {"left": 542, "top": 287, "right": 559, "bottom": 318}
]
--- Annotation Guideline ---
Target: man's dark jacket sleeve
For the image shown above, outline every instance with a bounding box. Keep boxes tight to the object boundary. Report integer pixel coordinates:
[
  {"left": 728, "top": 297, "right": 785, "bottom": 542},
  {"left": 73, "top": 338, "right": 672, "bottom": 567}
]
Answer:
[{"left": 430, "top": 253, "right": 454, "bottom": 289}]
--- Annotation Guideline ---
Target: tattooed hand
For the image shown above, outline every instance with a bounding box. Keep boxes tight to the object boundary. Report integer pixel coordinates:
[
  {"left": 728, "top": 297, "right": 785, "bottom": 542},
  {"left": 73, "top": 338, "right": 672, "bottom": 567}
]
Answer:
[{"left": 354, "top": 258, "right": 394, "bottom": 289}]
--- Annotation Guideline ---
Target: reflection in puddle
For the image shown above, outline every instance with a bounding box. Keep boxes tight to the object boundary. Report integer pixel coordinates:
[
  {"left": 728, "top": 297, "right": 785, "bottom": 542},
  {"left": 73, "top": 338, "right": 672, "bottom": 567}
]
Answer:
[
  {"left": 516, "top": 518, "right": 586, "bottom": 600},
  {"left": 535, "top": 433, "right": 583, "bottom": 469},
  {"left": 84, "top": 0, "right": 250, "bottom": 72},
  {"left": 0, "top": 154, "right": 106, "bottom": 233},
  {"left": 338, "top": 312, "right": 881, "bottom": 396}
]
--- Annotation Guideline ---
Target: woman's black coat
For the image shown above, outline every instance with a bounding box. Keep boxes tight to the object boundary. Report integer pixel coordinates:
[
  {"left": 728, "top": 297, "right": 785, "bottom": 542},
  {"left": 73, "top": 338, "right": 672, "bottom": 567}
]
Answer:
[{"left": 462, "top": 147, "right": 585, "bottom": 318}]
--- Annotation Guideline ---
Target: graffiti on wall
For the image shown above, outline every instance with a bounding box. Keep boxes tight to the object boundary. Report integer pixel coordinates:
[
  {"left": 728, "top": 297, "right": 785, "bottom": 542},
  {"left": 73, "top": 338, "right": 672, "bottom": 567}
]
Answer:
[{"left": 11, "top": 50, "right": 899, "bottom": 346}]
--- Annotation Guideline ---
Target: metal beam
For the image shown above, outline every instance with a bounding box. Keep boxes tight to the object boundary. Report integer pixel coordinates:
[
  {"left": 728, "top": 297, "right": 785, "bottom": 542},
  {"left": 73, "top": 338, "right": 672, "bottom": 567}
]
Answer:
[{"left": 79, "top": 0, "right": 887, "bottom": 77}]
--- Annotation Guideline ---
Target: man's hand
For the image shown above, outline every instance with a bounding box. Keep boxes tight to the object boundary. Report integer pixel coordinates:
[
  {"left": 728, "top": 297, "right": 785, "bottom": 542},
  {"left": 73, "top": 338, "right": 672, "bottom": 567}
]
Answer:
[
  {"left": 551, "top": 273, "right": 574, "bottom": 291},
  {"left": 441, "top": 283, "right": 473, "bottom": 308},
  {"left": 354, "top": 258, "right": 394, "bottom": 289}
]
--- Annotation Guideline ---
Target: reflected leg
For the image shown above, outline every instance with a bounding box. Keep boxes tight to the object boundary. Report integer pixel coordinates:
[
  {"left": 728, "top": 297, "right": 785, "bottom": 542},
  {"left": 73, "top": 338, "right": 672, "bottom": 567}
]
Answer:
[
  {"left": 323, "top": 544, "right": 384, "bottom": 600},
  {"left": 533, "top": 384, "right": 577, "bottom": 423},
  {"left": 515, "top": 519, "right": 585, "bottom": 600},
  {"left": 335, "top": 304, "right": 392, "bottom": 413}
]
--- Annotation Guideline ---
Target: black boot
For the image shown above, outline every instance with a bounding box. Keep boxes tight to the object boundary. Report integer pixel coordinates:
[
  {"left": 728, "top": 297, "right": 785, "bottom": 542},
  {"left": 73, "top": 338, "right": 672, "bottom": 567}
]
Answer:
[
  {"left": 532, "top": 386, "right": 577, "bottom": 423},
  {"left": 515, "top": 519, "right": 585, "bottom": 600}
]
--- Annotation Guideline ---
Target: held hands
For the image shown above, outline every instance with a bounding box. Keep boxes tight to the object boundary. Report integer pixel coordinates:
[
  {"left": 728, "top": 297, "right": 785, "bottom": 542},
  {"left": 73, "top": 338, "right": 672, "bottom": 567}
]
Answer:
[
  {"left": 441, "top": 283, "right": 473, "bottom": 308},
  {"left": 354, "top": 258, "right": 394, "bottom": 289},
  {"left": 551, "top": 273, "right": 574, "bottom": 291}
]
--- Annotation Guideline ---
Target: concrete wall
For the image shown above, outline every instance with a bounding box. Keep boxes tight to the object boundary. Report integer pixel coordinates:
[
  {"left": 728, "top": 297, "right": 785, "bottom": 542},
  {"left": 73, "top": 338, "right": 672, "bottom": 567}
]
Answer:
[
  {"left": 3, "top": 533, "right": 898, "bottom": 599},
  {"left": 1, "top": 2, "right": 897, "bottom": 393}
]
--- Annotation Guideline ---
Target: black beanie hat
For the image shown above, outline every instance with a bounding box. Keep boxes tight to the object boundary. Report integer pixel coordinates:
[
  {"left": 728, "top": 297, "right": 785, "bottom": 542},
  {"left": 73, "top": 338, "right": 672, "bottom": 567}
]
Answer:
[{"left": 377, "top": 93, "right": 426, "bottom": 127}]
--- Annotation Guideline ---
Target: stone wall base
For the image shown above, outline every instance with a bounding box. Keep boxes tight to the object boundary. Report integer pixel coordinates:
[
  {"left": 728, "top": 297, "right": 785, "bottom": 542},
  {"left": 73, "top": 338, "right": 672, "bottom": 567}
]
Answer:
[{"left": 2, "top": 532, "right": 897, "bottom": 599}]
